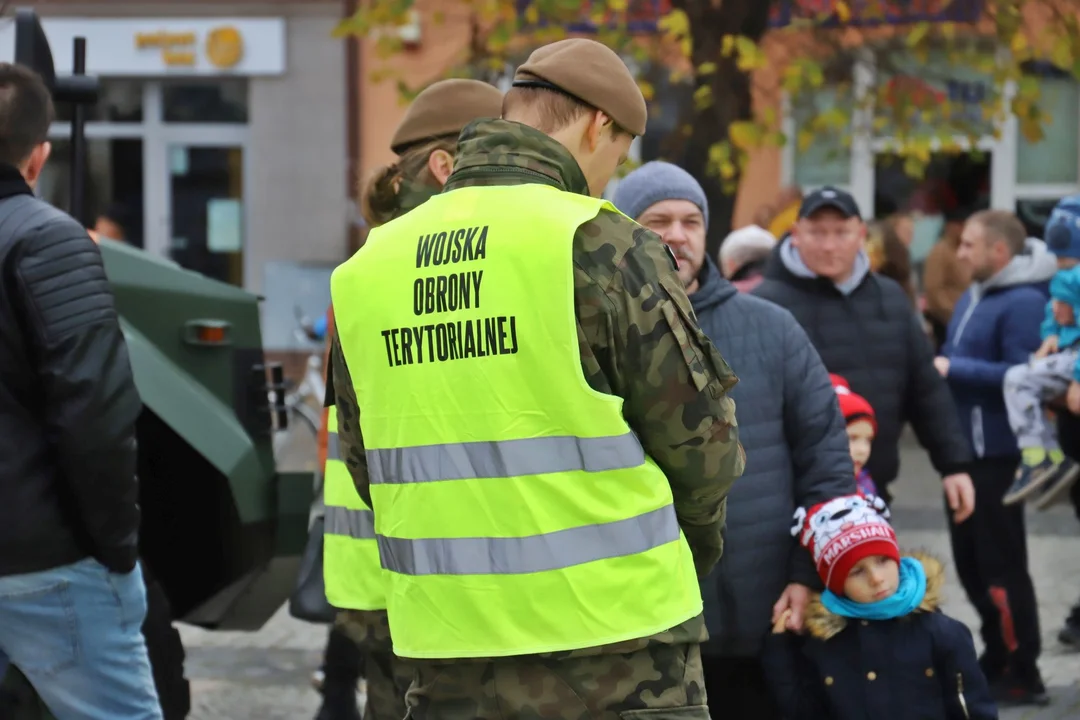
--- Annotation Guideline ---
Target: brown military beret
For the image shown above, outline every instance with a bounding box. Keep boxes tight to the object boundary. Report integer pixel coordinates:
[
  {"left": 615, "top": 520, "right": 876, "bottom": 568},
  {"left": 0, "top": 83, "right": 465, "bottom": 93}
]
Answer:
[
  {"left": 513, "top": 38, "right": 647, "bottom": 137},
  {"left": 390, "top": 79, "right": 504, "bottom": 155}
]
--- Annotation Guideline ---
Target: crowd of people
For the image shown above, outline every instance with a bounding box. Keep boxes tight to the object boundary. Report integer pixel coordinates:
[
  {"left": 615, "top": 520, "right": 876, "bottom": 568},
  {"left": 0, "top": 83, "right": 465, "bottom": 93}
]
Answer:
[
  {"left": 323, "top": 40, "right": 1080, "bottom": 720},
  {"left": 1, "top": 26, "right": 1079, "bottom": 720},
  {"left": 301, "top": 36, "right": 1080, "bottom": 720}
]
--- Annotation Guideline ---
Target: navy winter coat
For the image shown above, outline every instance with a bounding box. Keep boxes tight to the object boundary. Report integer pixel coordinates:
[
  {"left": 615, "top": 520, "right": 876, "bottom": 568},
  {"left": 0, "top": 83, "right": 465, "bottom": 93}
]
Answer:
[
  {"left": 944, "top": 239, "right": 1056, "bottom": 458},
  {"left": 686, "top": 260, "right": 855, "bottom": 660},
  {"left": 690, "top": 259, "right": 855, "bottom": 657},
  {"left": 761, "top": 554, "right": 998, "bottom": 720}
]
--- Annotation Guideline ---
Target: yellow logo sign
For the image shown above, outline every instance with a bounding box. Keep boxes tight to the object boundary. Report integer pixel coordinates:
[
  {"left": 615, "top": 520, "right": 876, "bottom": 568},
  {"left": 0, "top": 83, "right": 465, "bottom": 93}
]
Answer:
[
  {"left": 135, "top": 31, "right": 196, "bottom": 66},
  {"left": 134, "top": 26, "right": 244, "bottom": 69},
  {"left": 206, "top": 26, "right": 244, "bottom": 69}
]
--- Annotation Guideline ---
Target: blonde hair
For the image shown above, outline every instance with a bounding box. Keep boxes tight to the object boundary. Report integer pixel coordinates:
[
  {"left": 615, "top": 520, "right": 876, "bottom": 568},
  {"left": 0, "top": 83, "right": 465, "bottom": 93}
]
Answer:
[
  {"left": 502, "top": 86, "right": 630, "bottom": 137},
  {"left": 360, "top": 136, "right": 457, "bottom": 227}
]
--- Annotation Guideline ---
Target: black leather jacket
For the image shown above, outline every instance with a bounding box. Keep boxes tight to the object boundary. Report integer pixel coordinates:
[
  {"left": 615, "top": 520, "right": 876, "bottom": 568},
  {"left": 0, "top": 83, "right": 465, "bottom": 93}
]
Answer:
[{"left": 0, "top": 164, "right": 142, "bottom": 576}]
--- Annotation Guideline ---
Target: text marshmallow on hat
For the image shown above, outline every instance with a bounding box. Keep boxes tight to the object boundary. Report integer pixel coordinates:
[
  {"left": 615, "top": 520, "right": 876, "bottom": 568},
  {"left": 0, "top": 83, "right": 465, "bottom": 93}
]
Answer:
[{"left": 791, "top": 493, "right": 900, "bottom": 596}]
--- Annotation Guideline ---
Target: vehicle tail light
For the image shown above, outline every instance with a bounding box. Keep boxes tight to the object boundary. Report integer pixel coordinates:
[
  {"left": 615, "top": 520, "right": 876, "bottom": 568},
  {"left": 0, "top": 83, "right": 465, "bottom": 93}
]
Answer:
[{"left": 184, "top": 320, "right": 232, "bottom": 346}]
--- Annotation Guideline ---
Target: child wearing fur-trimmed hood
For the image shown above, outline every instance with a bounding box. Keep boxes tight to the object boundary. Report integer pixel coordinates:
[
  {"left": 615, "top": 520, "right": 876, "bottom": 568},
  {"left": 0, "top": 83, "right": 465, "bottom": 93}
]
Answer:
[{"left": 761, "top": 493, "right": 997, "bottom": 720}]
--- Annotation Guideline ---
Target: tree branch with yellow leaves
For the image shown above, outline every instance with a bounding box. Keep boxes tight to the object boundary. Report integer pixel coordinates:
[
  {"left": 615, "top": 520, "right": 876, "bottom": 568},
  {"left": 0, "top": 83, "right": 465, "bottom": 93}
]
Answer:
[{"left": 337, "top": 0, "right": 1080, "bottom": 247}]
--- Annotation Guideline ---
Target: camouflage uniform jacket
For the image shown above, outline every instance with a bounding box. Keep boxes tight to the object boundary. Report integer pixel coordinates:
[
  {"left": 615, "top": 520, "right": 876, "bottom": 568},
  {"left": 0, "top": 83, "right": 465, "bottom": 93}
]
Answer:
[{"left": 330, "top": 118, "right": 746, "bottom": 656}]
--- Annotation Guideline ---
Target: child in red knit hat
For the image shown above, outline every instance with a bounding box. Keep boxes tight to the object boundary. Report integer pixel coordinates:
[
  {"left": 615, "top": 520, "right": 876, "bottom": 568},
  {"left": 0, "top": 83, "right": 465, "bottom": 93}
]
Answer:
[
  {"left": 761, "top": 493, "right": 997, "bottom": 720},
  {"left": 831, "top": 374, "right": 878, "bottom": 497}
]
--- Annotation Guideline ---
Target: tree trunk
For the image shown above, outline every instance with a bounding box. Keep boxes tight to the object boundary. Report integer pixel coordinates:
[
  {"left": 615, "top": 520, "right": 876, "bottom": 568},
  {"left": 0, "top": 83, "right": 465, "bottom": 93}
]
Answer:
[{"left": 669, "top": 0, "right": 775, "bottom": 261}]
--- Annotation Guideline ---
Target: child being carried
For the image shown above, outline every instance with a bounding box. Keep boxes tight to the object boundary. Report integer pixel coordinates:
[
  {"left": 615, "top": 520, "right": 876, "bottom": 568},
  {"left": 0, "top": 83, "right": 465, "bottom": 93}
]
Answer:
[{"left": 1001, "top": 194, "right": 1080, "bottom": 507}]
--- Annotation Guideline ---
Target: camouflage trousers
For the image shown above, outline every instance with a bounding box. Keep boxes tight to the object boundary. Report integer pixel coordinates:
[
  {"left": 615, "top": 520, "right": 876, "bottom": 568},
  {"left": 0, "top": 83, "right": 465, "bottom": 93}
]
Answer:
[
  {"left": 364, "top": 647, "right": 413, "bottom": 720},
  {"left": 402, "top": 642, "right": 711, "bottom": 720},
  {"left": 337, "top": 610, "right": 412, "bottom": 720}
]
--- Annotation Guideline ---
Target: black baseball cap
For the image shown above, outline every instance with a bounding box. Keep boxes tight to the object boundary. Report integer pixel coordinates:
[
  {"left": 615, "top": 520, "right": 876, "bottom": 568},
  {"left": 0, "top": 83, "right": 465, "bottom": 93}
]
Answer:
[{"left": 798, "top": 186, "right": 862, "bottom": 220}]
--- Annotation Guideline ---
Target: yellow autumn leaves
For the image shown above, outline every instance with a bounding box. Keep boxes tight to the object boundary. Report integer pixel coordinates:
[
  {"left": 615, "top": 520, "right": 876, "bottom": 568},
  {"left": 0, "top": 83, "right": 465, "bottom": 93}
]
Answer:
[{"left": 337, "top": 0, "right": 1080, "bottom": 186}]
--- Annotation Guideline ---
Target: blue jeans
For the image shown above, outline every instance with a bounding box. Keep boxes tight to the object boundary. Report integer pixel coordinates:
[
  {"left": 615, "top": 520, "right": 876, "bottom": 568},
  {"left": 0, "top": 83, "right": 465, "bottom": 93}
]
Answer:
[{"left": 0, "top": 557, "right": 163, "bottom": 719}]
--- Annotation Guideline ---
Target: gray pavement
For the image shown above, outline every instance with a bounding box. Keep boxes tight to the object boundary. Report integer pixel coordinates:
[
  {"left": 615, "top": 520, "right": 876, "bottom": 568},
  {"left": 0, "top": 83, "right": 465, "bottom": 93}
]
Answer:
[{"left": 178, "top": 430, "right": 1080, "bottom": 719}]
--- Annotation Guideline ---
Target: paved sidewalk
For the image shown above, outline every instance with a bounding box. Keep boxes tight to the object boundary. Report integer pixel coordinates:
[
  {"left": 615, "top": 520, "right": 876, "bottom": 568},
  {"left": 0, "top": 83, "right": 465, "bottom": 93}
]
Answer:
[
  {"left": 178, "top": 433, "right": 1080, "bottom": 719},
  {"left": 888, "top": 435, "right": 1080, "bottom": 720}
]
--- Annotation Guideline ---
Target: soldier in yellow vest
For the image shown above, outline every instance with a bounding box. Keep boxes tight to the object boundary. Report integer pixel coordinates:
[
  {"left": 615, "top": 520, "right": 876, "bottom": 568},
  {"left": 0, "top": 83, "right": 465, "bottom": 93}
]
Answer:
[
  {"left": 321, "top": 78, "right": 503, "bottom": 720},
  {"left": 329, "top": 39, "right": 745, "bottom": 719}
]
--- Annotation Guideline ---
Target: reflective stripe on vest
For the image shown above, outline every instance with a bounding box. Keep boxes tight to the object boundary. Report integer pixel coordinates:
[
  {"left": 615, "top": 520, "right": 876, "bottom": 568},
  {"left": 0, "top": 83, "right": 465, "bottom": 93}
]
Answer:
[
  {"left": 331, "top": 183, "right": 701, "bottom": 659},
  {"left": 366, "top": 432, "right": 644, "bottom": 485},
  {"left": 322, "top": 406, "right": 387, "bottom": 610}
]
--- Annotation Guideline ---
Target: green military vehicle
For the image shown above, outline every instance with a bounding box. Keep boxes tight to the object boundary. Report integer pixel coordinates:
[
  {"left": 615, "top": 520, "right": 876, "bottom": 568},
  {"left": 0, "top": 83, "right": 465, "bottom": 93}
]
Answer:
[{"left": 0, "top": 10, "right": 316, "bottom": 719}]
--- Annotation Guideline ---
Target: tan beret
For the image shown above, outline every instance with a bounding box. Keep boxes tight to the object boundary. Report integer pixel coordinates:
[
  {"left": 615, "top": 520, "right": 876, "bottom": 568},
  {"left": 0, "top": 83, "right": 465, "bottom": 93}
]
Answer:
[
  {"left": 513, "top": 38, "right": 646, "bottom": 136},
  {"left": 390, "top": 79, "right": 504, "bottom": 154}
]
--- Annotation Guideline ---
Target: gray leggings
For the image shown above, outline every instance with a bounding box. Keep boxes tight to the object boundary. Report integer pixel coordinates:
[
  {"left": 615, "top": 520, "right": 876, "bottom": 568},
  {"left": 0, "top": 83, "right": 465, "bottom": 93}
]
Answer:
[{"left": 1004, "top": 349, "right": 1079, "bottom": 450}]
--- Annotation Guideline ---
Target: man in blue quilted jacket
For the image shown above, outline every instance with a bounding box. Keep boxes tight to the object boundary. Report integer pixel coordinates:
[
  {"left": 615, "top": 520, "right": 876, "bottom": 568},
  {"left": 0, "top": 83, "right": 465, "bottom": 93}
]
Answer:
[
  {"left": 613, "top": 162, "right": 855, "bottom": 720},
  {"left": 936, "top": 208, "right": 1056, "bottom": 706}
]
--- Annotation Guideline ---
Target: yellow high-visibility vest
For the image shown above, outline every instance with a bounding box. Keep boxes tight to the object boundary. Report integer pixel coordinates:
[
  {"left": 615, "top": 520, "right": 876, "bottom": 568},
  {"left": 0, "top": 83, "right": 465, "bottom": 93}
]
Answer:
[
  {"left": 323, "top": 406, "right": 386, "bottom": 610},
  {"left": 330, "top": 183, "right": 701, "bottom": 659}
]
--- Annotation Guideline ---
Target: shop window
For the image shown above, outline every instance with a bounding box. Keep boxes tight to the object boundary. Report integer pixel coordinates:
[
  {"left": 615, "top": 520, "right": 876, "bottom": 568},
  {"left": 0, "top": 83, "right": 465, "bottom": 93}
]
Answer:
[
  {"left": 874, "top": 48, "right": 998, "bottom": 140},
  {"left": 791, "top": 88, "right": 851, "bottom": 188},
  {"left": 1017, "top": 76, "right": 1079, "bottom": 185},
  {"left": 54, "top": 79, "right": 143, "bottom": 123},
  {"left": 37, "top": 138, "right": 145, "bottom": 247},
  {"left": 1017, "top": 198, "right": 1065, "bottom": 238},
  {"left": 163, "top": 79, "right": 248, "bottom": 124}
]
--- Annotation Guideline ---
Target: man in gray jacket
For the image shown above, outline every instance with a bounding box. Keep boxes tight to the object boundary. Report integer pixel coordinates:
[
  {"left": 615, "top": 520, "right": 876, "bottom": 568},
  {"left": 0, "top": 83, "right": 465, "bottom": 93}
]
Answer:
[{"left": 613, "top": 162, "right": 855, "bottom": 719}]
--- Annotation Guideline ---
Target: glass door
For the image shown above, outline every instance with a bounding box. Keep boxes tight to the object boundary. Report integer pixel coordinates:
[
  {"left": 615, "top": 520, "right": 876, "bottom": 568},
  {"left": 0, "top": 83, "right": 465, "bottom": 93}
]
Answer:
[{"left": 167, "top": 144, "right": 244, "bottom": 286}]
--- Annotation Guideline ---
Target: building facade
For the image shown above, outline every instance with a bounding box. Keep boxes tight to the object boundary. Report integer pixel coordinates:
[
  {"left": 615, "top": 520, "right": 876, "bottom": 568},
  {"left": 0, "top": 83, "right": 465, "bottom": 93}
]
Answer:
[
  {"left": 777, "top": 50, "right": 1079, "bottom": 261},
  {"left": 353, "top": 0, "right": 1080, "bottom": 257},
  {"left": 2, "top": 1, "right": 350, "bottom": 308}
]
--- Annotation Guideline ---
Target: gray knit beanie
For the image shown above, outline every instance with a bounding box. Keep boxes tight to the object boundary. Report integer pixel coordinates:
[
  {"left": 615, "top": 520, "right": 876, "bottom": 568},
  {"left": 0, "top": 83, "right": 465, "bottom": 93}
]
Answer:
[{"left": 611, "top": 161, "right": 709, "bottom": 231}]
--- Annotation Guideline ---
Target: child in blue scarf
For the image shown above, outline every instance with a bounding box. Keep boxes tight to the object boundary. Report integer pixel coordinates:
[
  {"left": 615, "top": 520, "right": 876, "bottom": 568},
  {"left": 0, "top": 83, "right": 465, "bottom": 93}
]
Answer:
[{"left": 762, "top": 493, "right": 998, "bottom": 720}]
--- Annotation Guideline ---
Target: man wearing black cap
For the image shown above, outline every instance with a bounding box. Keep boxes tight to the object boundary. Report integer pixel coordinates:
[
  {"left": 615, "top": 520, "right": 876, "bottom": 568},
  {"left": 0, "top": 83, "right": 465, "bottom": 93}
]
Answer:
[{"left": 754, "top": 186, "right": 975, "bottom": 520}]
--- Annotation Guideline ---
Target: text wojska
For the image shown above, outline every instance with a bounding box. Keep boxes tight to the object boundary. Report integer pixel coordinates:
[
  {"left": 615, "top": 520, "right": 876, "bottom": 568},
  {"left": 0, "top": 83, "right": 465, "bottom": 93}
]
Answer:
[{"left": 378, "top": 224, "right": 520, "bottom": 368}]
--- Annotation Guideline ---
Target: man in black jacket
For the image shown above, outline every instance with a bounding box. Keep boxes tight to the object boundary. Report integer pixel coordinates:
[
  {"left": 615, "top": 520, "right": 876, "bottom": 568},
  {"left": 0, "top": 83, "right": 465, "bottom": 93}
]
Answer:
[
  {"left": 0, "top": 63, "right": 162, "bottom": 718},
  {"left": 754, "top": 186, "right": 975, "bottom": 523}
]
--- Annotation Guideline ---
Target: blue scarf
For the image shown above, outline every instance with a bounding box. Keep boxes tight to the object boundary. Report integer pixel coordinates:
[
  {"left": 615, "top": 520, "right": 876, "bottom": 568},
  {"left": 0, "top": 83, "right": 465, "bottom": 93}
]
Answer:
[{"left": 821, "top": 557, "right": 927, "bottom": 621}]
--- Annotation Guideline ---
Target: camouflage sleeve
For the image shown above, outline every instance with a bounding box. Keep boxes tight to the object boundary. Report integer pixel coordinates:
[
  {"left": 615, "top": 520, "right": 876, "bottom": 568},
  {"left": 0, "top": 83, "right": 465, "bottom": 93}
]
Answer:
[
  {"left": 577, "top": 217, "right": 745, "bottom": 578},
  {"left": 330, "top": 337, "right": 372, "bottom": 508}
]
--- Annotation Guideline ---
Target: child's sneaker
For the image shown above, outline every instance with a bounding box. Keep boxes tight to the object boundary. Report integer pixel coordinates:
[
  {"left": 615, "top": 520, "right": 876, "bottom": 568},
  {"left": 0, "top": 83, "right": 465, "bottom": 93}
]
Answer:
[
  {"left": 1032, "top": 457, "right": 1080, "bottom": 510},
  {"left": 1003, "top": 448, "right": 1068, "bottom": 505},
  {"left": 1003, "top": 461, "right": 1056, "bottom": 505}
]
